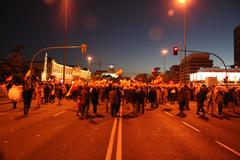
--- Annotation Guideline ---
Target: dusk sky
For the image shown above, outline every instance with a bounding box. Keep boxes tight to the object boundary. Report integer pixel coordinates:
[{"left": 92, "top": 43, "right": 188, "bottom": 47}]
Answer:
[{"left": 0, "top": 0, "right": 240, "bottom": 76}]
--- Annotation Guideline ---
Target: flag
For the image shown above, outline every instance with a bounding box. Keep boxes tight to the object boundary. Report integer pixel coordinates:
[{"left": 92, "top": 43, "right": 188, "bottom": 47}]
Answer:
[
  {"left": 6, "top": 75, "right": 13, "bottom": 82},
  {"left": 24, "top": 70, "right": 31, "bottom": 80},
  {"left": 66, "top": 81, "right": 79, "bottom": 97},
  {"left": 116, "top": 69, "right": 123, "bottom": 76}
]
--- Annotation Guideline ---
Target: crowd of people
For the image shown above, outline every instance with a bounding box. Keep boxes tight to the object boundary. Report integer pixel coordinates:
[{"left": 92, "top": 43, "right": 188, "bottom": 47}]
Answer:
[{"left": 0, "top": 79, "right": 240, "bottom": 118}]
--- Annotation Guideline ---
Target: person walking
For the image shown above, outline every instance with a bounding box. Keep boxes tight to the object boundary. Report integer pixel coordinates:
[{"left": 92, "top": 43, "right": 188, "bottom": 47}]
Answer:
[
  {"left": 35, "top": 83, "right": 41, "bottom": 108},
  {"left": 137, "top": 87, "right": 146, "bottom": 114},
  {"left": 22, "top": 82, "right": 33, "bottom": 117},
  {"left": 116, "top": 87, "right": 122, "bottom": 116},
  {"left": 44, "top": 84, "right": 50, "bottom": 103},
  {"left": 196, "top": 87, "right": 206, "bottom": 116},
  {"left": 149, "top": 87, "right": 156, "bottom": 108},
  {"left": 216, "top": 91, "right": 224, "bottom": 115},
  {"left": 108, "top": 87, "right": 118, "bottom": 117},
  {"left": 104, "top": 84, "right": 112, "bottom": 113},
  {"left": 90, "top": 87, "right": 99, "bottom": 115},
  {"left": 178, "top": 85, "right": 187, "bottom": 114},
  {"left": 206, "top": 88, "right": 214, "bottom": 115},
  {"left": 81, "top": 86, "right": 90, "bottom": 117},
  {"left": 55, "top": 84, "right": 63, "bottom": 106}
]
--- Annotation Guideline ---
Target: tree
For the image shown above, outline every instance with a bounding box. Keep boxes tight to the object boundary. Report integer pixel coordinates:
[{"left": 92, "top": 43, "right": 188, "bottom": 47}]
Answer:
[{"left": 0, "top": 45, "right": 28, "bottom": 78}]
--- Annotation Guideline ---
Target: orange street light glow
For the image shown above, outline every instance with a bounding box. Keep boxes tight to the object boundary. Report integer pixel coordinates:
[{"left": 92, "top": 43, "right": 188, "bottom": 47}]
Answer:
[
  {"left": 87, "top": 56, "right": 92, "bottom": 61},
  {"left": 162, "top": 49, "right": 168, "bottom": 55},
  {"left": 178, "top": 0, "right": 186, "bottom": 4}
]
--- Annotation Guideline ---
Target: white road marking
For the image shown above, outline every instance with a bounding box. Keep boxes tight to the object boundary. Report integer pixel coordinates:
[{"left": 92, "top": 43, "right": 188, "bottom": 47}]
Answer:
[
  {"left": 105, "top": 117, "right": 118, "bottom": 160},
  {"left": 163, "top": 111, "right": 174, "bottom": 117},
  {"left": 215, "top": 140, "right": 240, "bottom": 157},
  {"left": 182, "top": 121, "right": 200, "bottom": 132},
  {"left": 53, "top": 111, "right": 66, "bottom": 117},
  {"left": 116, "top": 106, "right": 123, "bottom": 160},
  {"left": 166, "top": 104, "right": 175, "bottom": 108},
  {"left": 0, "top": 111, "right": 14, "bottom": 115}
]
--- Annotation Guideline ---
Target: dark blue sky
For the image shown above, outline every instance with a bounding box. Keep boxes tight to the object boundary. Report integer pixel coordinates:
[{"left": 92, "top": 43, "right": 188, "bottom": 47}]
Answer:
[{"left": 0, "top": 0, "right": 240, "bottom": 75}]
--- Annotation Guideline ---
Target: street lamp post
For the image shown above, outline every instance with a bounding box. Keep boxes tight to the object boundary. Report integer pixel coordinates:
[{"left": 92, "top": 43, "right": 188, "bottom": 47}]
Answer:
[
  {"left": 184, "top": 0, "right": 187, "bottom": 83},
  {"left": 178, "top": 0, "right": 187, "bottom": 83},
  {"left": 162, "top": 49, "right": 168, "bottom": 73},
  {"left": 63, "top": 0, "right": 68, "bottom": 84},
  {"left": 87, "top": 56, "right": 92, "bottom": 71}
]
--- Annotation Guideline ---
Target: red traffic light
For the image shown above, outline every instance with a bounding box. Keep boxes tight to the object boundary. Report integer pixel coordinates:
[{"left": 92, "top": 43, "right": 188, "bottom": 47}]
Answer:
[{"left": 173, "top": 47, "right": 178, "bottom": 55}]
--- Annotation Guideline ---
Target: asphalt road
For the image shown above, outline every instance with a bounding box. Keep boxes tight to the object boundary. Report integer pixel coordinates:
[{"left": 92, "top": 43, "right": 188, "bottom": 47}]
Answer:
[{"left": 0, "top": 100, "right": 240, "bottom": 160}]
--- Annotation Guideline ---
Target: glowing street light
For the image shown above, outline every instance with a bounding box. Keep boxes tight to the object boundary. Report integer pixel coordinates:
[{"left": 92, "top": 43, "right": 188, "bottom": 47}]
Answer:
[
  {"left": 161, "top": 49, "right": 168, "bottom": 73},
  {"left": 87, "top": 56, "right": 92, "bottom": 71},
  {"left": 178, "top": 0, "right": 186, "bottom": 4}
]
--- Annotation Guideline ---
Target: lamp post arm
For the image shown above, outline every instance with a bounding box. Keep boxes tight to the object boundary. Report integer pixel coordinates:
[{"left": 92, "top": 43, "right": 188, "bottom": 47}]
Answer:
[
  {"left": 178, "top": 49, "right": 227, "bottom": 71},
  {"left": 179, "top": 49, "right": 228, "bottom": 87},
  {"left": 30, "top": 45, "right": 84, "bottom": 74}
]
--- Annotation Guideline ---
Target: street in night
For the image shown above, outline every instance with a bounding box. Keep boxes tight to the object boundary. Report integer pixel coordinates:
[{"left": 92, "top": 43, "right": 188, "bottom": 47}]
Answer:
[
  {"left": 1, "top": 0, "right": 240, "bottom": 159},
  {"left": 0, "top": 99, "right": 240, "bottom": 160}
]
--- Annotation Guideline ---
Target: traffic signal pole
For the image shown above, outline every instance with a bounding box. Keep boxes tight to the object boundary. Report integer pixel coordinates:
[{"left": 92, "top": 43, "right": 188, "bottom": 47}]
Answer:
[
  {"left": 29, "top": 44, "right": 87, "bottom": 78},
  {"left": 178, "top": 49, "right": 228, "bottom": 87}
]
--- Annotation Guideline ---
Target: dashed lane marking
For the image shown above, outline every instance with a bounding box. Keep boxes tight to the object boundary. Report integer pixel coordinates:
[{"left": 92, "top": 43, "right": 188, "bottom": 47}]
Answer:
[
  {"left": 166, "top": 104, "right": 176, "bottom": 108},
  {"left": 215, "top": 140, "right": 240, "bottom": 157},
  {"left": 182, "top": 121, "right": 200, "bottom": 132},
  {"left": 53, "top": 111, "right": 66, "bottom": 117},
  {"left": 163, "top": 111, "right": 174, "bottom": 117}
]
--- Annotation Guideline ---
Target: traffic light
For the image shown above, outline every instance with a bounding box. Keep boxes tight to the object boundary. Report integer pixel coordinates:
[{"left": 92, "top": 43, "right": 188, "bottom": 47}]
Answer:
[
  {"left": 81, "top": 43, "right": 87, "bottom": 55},
  {"left": 173, "top": 46, "right": 178, "bottom": 55}
]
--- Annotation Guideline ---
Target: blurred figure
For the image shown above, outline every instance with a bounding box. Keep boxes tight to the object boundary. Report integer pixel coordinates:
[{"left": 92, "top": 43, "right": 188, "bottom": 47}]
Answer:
[
  {"left": 104, "top": 84, "right": 112, "bottom": 113},
  {"left": 90, "top": 87, "right": 99, "bottom": 114},
  {"left": 149, "top": 87, "right": 156, "bottom": 108},
  {"left": 178, "top": 85, "right": 188, "bottom": 114},
  {"left": 206, "top": 88, "right": 214, "bottom": 115},
  {"left": 44, "top": 84, "right": 50, "bottom": 103},
  {"left": 35, "top": 83, "right": 41, "bottom": 108},
  {"left": 22, "top": 82, "right": 33, "bottom": 117},
  {"left": 116, "top": 87, "right": 122, "bottom": 116},
  {"left": 196, "top": 86, "right": 206, "bottom": 116},
  {"left": 137, "top": 87, "right": 146, "bottom": 114},
  {"left": 55, "top": 84, "right": 63, "bottom": 105},
  {"left": 8, "top": 83, "right": 22, "bottom": 110},
  {"left": 216, "top": 91, "right": 224, "bottom": 115},
  {"left": 108, "top": 87, "right": 118, "bottom": 117}
]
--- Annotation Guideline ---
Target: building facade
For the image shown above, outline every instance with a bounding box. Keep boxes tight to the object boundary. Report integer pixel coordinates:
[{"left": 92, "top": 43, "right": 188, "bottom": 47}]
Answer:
[
  {"left": 234, "top": 25, "right": 240, "bottom": 66},
  {"left": 190, "top": 68, "right": 240, "bottom": 83},
  {"left": 180, "top": 53, "right": 213, "bottom": 82},
  {"left": 169, "top": 65, "right": 180, "bottom": 83},
  {"left": 41, "top": 54, "right": 91, "bottom": 83}
]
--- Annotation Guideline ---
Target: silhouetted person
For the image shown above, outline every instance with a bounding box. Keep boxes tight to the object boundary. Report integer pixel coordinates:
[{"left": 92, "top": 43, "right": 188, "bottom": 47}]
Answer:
[{"left": 22, "top": 83, "right": 33, "bottom": 117}]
